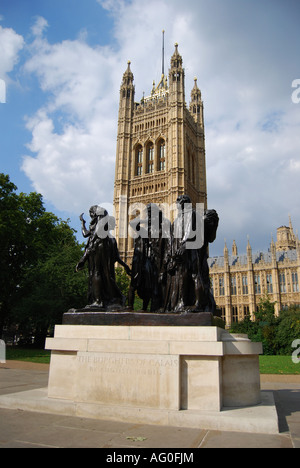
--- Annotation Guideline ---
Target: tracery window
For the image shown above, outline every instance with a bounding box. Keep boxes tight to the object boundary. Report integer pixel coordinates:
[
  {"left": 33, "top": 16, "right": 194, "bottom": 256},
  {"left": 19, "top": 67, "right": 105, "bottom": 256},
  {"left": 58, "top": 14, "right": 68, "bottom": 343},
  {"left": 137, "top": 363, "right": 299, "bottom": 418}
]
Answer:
[
  {"left": 292, "top": 272, "right": 299, "bottom": 292},
  {"left": 242, "top": 276, "right": 248, "bottom": 295},
  {"left": 232, "top": 306, "right": 238, "bottom": 323},
  {"left": 136, "top": 146, "right": 143, "bottom": 176},
  {"left": 158, "top": 141, "right": 166, "bottom": 171},
  {"left": 279, "top": 273, "right": 286, "bottom": 293},
  {"left": 254, "top": 275, "right": 261, "bottom": 294},
  {"left": 147, "top": 144, "right": 154, "bottom": 174},
  {"left": 189, "top": 154, "right": 195, "bottom": 185},
  {"left": 219, "top": 276, "right": 225, "bottom": 296},
  {"left": 231, "top": 276, "right": 237, "bottom": 295},
  {"left": 266, "top": 274, "right": 273, "bottom": 294}
]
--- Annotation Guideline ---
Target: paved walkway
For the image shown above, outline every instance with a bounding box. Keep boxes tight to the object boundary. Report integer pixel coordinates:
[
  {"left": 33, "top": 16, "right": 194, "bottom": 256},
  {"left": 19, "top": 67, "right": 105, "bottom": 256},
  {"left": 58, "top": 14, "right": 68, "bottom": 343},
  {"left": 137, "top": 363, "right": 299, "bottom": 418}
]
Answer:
[{"left": 0, "top": 361, "right": 299, "bottom": 449}]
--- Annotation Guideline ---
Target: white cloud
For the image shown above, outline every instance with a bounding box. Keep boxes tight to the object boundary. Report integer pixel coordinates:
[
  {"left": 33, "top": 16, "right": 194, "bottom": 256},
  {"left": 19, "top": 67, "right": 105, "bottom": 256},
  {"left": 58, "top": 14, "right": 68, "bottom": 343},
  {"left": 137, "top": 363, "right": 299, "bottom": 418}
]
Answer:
[
  {"left": 97, "top": 0, "right": 126, "bottom": 13},
  {"left": 0, "top": 24, "right": 24, "bottom": 81},
  {"left": 25, "top": 36, "right": 116, "bottom": 120},
  {"left": 30, "top": 16, "right": 48, "bottom": 37},
  {"left": 0, "top": 24, "right": 24, "bottom": 104},
  {"left": 0, "top": 78, "right": 6, "bottom": 103},
  {"left": 21, "top": 1, "right": 300, "bottom": 254},
  {"left": 22, "top": 19, "right": 121, "bottom": 213},
  {"left": 23, "top": 110, "right": 115, "bottom": 213}
]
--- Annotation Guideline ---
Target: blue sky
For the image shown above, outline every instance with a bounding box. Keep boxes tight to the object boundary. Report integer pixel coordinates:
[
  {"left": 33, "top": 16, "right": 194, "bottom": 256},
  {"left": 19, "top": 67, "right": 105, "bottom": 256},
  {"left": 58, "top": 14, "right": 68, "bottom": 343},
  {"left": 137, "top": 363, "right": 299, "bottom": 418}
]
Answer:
[{"left": 1, "top": 0, "right": 300, "bottom": 256}]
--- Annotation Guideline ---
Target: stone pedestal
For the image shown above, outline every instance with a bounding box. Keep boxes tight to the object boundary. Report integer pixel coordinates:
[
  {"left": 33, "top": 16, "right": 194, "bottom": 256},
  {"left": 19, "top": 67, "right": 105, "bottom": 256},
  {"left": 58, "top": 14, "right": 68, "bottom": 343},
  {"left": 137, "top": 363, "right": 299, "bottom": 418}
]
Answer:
[
  {"left": 45, "top": 325, "right": 268, "bottom": 431},
  {"left": 0, "top": 323, "right": 278, "bottom": 434}
]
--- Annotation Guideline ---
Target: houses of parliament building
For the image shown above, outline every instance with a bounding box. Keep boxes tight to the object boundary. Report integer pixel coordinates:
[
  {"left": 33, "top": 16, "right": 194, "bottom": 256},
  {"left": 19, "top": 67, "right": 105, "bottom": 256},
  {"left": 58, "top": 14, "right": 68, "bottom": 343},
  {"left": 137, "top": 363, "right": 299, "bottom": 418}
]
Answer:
[
  {"left": 113, "top": 39, "right": 300, "bottom": 324},
  {"left": 209, "top": 219, "right": 300, "bottom": 326}
]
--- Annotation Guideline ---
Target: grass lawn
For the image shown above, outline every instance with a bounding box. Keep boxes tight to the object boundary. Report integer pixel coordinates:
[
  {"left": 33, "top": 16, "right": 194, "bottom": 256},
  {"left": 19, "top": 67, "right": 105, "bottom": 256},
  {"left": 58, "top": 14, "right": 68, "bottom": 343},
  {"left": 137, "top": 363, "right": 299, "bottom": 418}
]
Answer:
[
  {"left": 4, "top": 347, "right": 300, "bottom": 374},
  {"left": 259, "top": 355, "right": 300, "bottom": 375},
  {"left": 6, "top": 347, "right": 51, "bottom": 364}
]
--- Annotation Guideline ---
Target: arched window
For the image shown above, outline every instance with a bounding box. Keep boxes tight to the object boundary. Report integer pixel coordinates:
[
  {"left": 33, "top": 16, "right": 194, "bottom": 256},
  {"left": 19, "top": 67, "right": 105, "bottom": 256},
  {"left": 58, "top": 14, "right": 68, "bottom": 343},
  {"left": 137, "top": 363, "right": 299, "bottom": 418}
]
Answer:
[
  {"left": 158, "top": 140, "right": 165, "bottom": 171},
  {"left": 187, "top": 149, "right": 191, "bottom": 179},
  {"left": 147, "top": 143, "right": 154, "bottom": 174},
  {"left": 136, "top": 145, "right": 143, "bottom": 176},
  {"left": 190, "top": 154, "right": 196, "bottom": 185}
]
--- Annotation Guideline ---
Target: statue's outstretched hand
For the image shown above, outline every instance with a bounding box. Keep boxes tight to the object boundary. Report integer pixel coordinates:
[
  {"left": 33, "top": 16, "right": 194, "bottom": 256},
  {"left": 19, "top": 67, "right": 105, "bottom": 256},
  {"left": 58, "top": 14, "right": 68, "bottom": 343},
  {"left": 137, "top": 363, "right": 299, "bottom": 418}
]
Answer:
[{"left": 76, "top": 259, "right": 85, "bottom": 272}]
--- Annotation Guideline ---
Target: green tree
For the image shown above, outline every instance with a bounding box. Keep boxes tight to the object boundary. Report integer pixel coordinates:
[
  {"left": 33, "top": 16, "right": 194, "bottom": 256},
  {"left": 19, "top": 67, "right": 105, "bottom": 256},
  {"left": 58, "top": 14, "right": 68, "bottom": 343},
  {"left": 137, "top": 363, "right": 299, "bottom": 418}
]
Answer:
[
  {"left": 12, "top": 220, "right": 87, "bottom": 346},
  {"left": 255, "top": 294, "right": 276, "bottom": 324},
  {"left": 275, "top": 307, "right": 300, "bottom": 355},
  {"left": 230, "top": 296, "right": 300, "bottom": 355},
  {"left": 229, "top": 314, "right": 259, "bottom": 342},
  {"left": 115, "top": 267, "right": 130, "bottom": 299},
  {"left": 0, "top": 173, "right": 87, "bottom": 344},
  {"left": 0, "top": 174, "right": 36, "bottom": 335},
  {"left": 229, "top": 294, "right": 277, "bottom": 355}
]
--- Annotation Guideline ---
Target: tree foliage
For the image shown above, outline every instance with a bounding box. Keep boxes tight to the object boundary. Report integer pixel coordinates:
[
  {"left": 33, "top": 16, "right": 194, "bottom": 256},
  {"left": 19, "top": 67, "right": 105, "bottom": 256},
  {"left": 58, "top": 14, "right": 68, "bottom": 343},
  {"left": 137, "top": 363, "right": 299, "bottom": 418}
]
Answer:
[
  {"left": 0, "top": 173, "right": 87, "bottom": 345},
  {"left": 230, "top": 294, "right": 300, "bottom": 355}
]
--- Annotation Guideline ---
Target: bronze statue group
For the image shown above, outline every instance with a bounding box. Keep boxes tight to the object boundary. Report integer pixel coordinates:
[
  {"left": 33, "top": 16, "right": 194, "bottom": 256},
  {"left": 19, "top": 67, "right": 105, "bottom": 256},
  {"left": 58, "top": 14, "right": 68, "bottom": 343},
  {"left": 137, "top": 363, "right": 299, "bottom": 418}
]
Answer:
[{"left": 76, "top": 196, "right": 218, "bottom": 315}]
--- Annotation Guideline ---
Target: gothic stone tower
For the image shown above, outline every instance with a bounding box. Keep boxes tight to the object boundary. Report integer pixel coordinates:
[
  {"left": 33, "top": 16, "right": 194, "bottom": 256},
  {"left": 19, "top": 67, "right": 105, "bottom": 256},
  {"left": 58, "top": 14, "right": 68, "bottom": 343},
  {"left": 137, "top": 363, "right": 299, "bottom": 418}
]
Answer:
[{"left": 113, "top": 43, "right": 207, "bottom": 261}]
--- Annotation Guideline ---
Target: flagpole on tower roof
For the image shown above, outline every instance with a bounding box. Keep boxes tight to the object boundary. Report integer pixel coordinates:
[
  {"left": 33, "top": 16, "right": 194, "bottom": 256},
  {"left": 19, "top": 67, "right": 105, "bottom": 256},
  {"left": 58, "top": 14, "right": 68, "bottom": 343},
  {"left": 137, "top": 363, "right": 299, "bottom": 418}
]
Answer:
[{"left": 162, "top": 29, "right": 165, "bottom": 76}]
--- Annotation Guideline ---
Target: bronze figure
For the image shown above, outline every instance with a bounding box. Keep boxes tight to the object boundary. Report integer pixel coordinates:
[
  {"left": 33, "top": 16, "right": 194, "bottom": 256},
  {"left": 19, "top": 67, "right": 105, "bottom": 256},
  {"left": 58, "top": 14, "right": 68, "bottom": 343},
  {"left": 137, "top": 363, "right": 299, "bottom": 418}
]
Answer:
[
  {"left": 76, "top": 206, "right": 130, "bottom": 310},
  {"left": 75, "top": 197, "right": 218, "bottom": 316}
]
